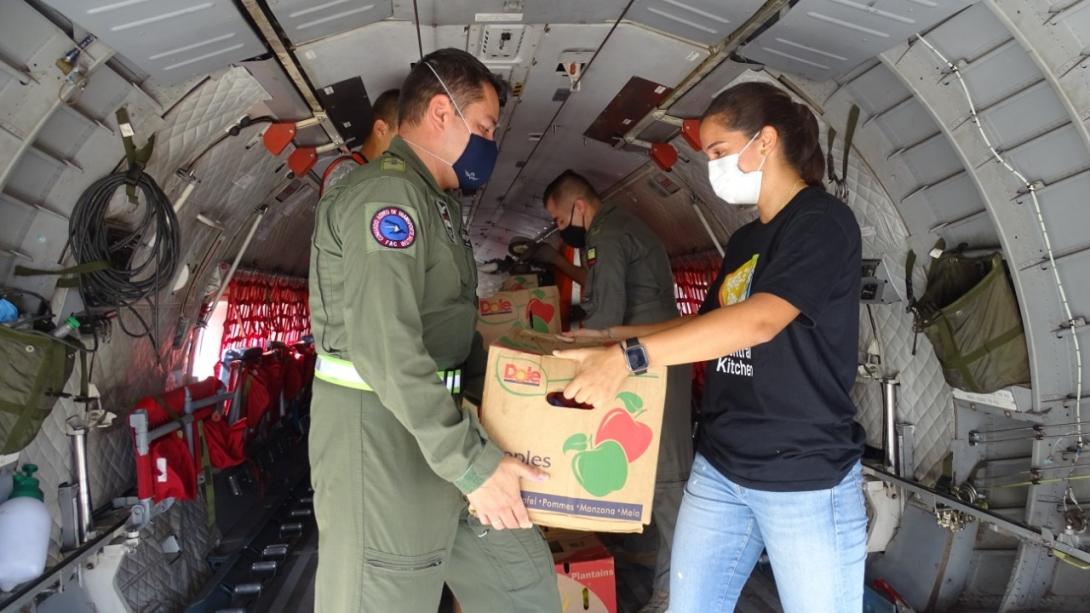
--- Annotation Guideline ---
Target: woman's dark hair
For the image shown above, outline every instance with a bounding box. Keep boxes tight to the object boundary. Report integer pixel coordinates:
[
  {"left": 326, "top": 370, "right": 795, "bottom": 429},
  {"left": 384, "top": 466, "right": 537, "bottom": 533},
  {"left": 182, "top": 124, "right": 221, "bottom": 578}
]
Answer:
[{"left": 702, "top": 82, "right": 826, "bottom": 190}]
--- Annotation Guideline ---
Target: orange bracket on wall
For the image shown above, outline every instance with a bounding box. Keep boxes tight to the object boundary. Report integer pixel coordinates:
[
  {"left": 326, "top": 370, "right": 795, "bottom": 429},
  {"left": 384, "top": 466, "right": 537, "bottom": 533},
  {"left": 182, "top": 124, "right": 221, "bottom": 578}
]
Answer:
[
  {"left": 288, "top": 147, "right": 317, "bottom": 177},
  {"left": 650, "top": 142, "right": 678, "bottom": 172},
  {"left": 262, "top": 123, "right": 297, "bottom": 155},
  {"left": 681, "top": 118, "right": 702, "bottom": 151}
]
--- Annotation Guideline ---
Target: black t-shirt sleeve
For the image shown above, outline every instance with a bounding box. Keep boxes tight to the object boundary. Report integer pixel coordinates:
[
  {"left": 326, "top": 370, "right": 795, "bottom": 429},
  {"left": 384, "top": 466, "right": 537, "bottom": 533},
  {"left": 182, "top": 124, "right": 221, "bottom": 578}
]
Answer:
[{"left": 751, "top": 209, "right": 857, "bottom": 327}]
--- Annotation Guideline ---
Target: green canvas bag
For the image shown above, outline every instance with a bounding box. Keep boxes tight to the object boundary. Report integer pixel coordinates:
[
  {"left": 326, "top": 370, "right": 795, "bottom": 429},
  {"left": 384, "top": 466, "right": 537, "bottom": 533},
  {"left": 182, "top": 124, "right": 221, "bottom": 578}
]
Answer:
[{"left": 907, "top": 243, "right": 1031, "bottom": 393}]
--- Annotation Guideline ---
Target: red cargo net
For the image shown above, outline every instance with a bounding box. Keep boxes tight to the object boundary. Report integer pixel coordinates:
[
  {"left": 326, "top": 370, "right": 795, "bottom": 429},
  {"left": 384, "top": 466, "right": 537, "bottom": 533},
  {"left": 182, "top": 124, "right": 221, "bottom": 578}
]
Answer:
[
  {"left": 220, "top": 270, "right": 310, "bottom": 355},
  {"left": 672, "top": 252, "right": 722, "bottom": 317},
  {"left": 672, "top": 252, "right": 722, "bottom": 407}
]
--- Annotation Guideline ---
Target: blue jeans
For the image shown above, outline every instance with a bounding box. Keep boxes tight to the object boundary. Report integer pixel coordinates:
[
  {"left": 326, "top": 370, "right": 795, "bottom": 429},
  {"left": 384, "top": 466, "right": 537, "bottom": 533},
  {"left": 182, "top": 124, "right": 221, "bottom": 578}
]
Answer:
[{"left": 668, "top": 454, "right": 867, "bottom": 613}]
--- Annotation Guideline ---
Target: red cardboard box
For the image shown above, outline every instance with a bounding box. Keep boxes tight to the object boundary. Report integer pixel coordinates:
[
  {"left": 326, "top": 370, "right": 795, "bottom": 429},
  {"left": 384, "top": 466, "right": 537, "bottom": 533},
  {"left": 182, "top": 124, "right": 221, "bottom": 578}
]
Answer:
[{"left": 546, "top": 528, "right": 617, "bottom": 613}]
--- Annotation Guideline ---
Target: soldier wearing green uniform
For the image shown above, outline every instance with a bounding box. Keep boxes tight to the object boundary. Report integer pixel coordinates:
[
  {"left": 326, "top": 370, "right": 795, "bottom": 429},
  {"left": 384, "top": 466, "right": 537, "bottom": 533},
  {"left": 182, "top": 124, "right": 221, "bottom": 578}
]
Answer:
[
  {"left": 308, "top": 49, "right": 561, "bottom": 613},
  {"left": 540, "top": 170, "right": 693, "bottom": 613}
]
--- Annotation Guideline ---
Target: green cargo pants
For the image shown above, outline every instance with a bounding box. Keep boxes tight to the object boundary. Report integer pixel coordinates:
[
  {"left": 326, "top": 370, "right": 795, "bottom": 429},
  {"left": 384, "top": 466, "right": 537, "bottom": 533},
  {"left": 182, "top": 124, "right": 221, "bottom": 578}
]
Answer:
[{"left": 309, "top": 378, "right": 561, "bottom": 613}]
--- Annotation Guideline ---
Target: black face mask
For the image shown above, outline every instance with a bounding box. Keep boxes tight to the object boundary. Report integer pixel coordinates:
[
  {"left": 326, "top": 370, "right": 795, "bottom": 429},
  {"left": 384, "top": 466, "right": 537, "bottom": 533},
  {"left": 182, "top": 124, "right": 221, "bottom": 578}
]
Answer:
[{"left": 559, "top": 206, "right": 586, "bottom": 249}]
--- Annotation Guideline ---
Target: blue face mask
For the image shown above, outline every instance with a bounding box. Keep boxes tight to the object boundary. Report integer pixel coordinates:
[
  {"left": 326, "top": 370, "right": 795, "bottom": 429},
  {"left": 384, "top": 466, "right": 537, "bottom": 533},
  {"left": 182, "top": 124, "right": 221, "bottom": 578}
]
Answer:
[{"left": 424, "top": 62, "right": 498, "bottom": 193}]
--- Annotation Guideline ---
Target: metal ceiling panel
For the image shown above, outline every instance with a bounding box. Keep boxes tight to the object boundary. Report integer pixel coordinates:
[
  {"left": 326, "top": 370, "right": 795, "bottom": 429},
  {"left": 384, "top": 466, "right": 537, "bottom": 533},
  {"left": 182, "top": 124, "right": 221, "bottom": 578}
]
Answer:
[
  {"left": 871, "top": 98, "right": 937, "bottom": 149},
  {"left": 296, "top": 22, "right": 468, "bottom": 91},
  {"left": 957, "top": 41, "right": 1042, "bottom": 112},
  {"left": 666, "top": 60, "right": 750, "bottom": 118},
  {"left": 406, "top": 0, "right": 631, "bottom": 25},
  {"left": 842, "top": 63, "right": 910, "bottom": 116},
  {"left": 1002, "top": 125, "right": 1090, "bottom": 187},
  {"left": 896, "top": 134, "right": 963, "bottom": 187},
  {"left": 494, "top": 23, "right": 708, "bottom": 212},
  {"left": 978, "top": 82, "right": 1068, "bottom": 152},
  {"left": 267, "top": 0, "right": 393, "bottom": 46},
  {"left": 625, "top": 0, "right": 766, "bottom": 46},
  {"left": 739, "top": 0, "right": 975, "bottom": 81},
  {"left": 1026, "top": 170, "right": 1090, "bottom": 259},
  {"left": 43, "top": 0, "right": 267, "bottom": 84},
  {"left": 901, "top": 171, "right": 985, "bottom": 230},
  {"left": 916, "top": 2, "right": 1007, "bottom": 67}
]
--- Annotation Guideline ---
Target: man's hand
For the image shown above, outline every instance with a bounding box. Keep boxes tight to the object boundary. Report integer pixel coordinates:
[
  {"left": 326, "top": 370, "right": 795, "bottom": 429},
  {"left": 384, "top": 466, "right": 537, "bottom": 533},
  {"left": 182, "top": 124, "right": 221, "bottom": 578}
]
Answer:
[
  {"left": 553, "top": 345, "right": 630, "bottom": 410},
  {"left": 467, "top": 456, "right": 548, "bottom": 530}
]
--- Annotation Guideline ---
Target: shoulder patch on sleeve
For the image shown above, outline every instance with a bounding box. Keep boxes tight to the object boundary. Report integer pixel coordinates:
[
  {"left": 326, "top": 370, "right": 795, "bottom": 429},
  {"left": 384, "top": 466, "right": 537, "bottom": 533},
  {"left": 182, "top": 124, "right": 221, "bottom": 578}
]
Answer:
[
  {"left": 381, "top": 157, "right": 407, "bottom": 172},
  {"left": 371, "top": 206, "right": 417, "bottom": 249}
]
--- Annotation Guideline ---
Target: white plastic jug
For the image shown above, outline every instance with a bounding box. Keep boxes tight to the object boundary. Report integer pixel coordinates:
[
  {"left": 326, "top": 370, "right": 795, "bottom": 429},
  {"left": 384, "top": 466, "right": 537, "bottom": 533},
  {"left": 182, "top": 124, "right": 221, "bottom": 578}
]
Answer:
[{"left": 0, "top": 464, "right": 51, "bottom": 592}]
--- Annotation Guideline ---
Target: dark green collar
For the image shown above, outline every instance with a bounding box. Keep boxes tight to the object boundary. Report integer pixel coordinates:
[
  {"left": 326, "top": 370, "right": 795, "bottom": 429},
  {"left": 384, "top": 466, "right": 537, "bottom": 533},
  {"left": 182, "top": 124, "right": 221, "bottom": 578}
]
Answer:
[
  {"left": 589, "top": 200, "right": 620, "bottom": 235},
  {"left": 385, "top": 136, "right": 444, "bottom": 194}
]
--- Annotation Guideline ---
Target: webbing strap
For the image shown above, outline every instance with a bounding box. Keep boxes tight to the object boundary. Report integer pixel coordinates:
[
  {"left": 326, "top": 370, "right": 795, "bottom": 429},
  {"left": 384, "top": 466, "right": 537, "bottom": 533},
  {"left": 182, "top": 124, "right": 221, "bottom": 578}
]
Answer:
[
  {"left": 115, "top": 107, "right": 155, "bottom": 203},
  {"left": 78, "top": 351, "right": 88, "bottom": 401},
  {"left": 196, "top": 420, "right": 216, "bottom": 526},
  {"left": 14, "top": 260, "right": 110, "bottom": 288},
  {"left": 905, "top": 250, "right": 917, "bottom": 312},
  {"left": 840, "top": 105, "right": 860, "bottom": 181},
  {"left": 827, "top": 105, "right": 860, "bottom": 200}
]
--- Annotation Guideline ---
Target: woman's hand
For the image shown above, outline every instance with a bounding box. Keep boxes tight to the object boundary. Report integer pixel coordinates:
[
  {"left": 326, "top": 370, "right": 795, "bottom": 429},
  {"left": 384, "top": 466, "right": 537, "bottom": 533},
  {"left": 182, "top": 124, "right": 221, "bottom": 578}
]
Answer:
[{"left": 553, "top": 344, "right": 629, "bottom": 409}]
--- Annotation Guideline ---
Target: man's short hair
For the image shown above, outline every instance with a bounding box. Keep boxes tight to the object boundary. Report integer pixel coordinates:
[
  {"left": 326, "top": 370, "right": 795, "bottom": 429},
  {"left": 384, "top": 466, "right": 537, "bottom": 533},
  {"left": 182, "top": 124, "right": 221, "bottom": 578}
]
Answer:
[
  {"left": 371, "top": 88, "right": 399, "bottom": 126},
  {"left": 398, "top": 48, "right": 506, "bottom": 127},
  {"left": 543, "top": 169, "right": 600, "bottom": 208}
]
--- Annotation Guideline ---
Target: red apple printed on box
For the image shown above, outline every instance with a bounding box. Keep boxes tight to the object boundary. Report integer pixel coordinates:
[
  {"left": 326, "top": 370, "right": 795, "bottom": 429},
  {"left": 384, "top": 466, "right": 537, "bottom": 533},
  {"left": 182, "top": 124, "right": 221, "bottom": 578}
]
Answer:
[
  {"left": 563, "top": 392, "right": 650, "bottom": 497},
  {"left": 525, "top": 288, "right": 556, "bottom": 333}
]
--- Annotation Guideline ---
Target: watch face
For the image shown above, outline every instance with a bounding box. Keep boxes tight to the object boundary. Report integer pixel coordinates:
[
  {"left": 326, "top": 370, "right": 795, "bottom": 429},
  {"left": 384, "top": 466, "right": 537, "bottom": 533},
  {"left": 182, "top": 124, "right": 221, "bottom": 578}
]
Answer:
[{"left": 625, "top": 345, "right": 649, "bottom": 372}]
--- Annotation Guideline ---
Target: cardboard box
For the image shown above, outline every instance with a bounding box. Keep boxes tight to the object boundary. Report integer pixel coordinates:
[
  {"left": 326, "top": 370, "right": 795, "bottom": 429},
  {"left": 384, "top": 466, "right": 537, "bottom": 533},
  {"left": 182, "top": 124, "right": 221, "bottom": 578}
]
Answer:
[
  {"left": 501, "top": 273, "right": 540, "bottom": 291},
  {"left": 480, "top": 331, "right": 666, "bottom": 533},
  {"left": 477, "top": 286, "right": 561, "bottom": 348},
  {"left": 546, "top": 528, "right": 617, "bottom": 613}
]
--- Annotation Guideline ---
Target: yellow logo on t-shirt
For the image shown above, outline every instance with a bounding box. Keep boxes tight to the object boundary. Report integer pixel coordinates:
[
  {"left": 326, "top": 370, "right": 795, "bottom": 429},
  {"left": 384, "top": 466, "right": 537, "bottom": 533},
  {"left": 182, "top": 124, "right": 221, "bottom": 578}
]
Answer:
[{"left": 719, "top": 254, "right": 759, "bottom": 307}]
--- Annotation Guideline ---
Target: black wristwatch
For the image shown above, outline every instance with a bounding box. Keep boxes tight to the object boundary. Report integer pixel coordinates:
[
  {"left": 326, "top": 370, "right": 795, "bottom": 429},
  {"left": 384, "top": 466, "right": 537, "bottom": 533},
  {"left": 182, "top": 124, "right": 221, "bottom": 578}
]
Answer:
[{"left": 621, "top": 337, "right": 649, "bottom": 375}]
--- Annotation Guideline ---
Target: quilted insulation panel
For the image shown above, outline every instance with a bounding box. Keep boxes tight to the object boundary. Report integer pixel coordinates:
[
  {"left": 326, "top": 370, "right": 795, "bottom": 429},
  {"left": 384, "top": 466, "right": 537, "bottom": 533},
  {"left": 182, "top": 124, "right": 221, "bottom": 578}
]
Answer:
[{"left": 3, "top": 63, "right": 279, "bottom": 607}]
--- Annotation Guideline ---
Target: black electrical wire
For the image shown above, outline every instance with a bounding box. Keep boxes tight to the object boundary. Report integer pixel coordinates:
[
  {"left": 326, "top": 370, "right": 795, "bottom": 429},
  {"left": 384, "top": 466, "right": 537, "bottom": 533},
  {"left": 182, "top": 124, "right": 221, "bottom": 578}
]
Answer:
[
  {"left": 68, "top": 169, "right": 180, "bottom": 363},
  {"left": 181, "top": 115, "right": 276, "bottom": 172}
]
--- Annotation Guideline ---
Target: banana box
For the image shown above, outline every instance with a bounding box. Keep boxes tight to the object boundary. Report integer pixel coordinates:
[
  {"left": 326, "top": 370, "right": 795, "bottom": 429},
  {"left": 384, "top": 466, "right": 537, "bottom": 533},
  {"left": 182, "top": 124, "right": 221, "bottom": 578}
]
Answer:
[
  {"left": 479, "top": 330, "right": 666, "bottom": 533},
  {"left": 545, "top": 528, "right": 617, "bottom": 613}
]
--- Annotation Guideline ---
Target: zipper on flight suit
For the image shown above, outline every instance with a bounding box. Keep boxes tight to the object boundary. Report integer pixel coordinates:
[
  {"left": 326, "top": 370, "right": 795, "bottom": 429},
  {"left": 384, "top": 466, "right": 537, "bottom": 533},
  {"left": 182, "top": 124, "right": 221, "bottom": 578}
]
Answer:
[{"left": 364, "top": 556, "right": 444, "bottom": 572}]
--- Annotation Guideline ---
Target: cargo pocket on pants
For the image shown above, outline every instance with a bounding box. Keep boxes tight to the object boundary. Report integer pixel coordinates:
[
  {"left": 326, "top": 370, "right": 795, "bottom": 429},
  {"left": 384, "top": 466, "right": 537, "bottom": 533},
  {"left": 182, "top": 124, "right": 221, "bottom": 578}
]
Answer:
[
  {"left": 471, "top": 518, "right": 551, "bottom": 592},
  {"left": 363, "top": 548, "right": 446, "bottom": 576}
]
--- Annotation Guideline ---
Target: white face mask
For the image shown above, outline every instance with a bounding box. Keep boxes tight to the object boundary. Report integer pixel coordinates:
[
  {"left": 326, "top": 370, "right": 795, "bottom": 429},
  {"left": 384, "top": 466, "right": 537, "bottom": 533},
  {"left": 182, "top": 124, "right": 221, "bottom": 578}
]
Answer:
[{"left": 707, "top": 132, "right": 767, "bottom": 205}]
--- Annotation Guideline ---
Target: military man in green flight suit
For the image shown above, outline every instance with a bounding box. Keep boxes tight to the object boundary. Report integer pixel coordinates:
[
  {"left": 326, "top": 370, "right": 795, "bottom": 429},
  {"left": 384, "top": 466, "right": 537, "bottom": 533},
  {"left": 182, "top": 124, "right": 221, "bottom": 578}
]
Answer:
[
  {"left": 308, "top": 48, "right": 561, "bottom": 613},
  {"left": 538, "top": 169, "right": 693, "bottom": 613}
]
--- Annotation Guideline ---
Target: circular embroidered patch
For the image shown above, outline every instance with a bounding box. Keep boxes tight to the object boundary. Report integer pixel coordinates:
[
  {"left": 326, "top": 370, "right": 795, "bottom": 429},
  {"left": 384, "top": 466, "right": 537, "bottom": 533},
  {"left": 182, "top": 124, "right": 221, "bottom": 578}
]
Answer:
[{"left": 371, "top": 207, "right": 417, "bottom": 248}]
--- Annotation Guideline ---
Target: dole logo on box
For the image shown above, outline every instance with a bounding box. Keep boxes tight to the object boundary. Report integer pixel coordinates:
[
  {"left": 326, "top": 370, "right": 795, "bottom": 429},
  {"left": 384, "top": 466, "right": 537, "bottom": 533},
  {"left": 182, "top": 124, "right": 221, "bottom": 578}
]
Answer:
[
  {"left": 502, "top": 360, "right": 543, "bottom": 387},
  {"left": 480, "top": 297, "right": 514, "bottom": 315}
]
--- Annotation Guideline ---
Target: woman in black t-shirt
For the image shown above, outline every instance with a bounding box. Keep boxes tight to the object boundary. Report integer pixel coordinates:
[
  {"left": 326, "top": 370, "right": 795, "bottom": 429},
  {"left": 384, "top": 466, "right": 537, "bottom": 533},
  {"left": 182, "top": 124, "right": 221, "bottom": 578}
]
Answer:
[{"left": 557, "top": 82, "right": 867, "bottom": 613}]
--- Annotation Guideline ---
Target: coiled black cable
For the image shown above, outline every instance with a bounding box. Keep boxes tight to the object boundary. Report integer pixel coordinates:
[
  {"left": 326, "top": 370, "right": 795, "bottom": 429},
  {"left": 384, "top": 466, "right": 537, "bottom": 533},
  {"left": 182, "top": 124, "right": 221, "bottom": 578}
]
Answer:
[{"left": 68, "top": 169, "right": 180, "bottom": 360}]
